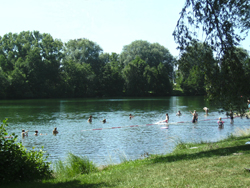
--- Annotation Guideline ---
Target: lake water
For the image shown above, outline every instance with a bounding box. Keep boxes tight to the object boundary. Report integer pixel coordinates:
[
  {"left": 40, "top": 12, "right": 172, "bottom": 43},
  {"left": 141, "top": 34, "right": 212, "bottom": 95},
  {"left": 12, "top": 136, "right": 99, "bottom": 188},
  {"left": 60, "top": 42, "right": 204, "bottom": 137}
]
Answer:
[{"left": 1, "top": 97, "right": 249, "bottom": 166}]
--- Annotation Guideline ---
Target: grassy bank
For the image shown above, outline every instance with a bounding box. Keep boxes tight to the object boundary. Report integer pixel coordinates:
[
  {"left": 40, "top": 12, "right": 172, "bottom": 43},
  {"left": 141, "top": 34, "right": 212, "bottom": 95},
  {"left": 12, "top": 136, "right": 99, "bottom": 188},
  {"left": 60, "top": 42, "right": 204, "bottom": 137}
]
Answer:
[{"left": 4, "top": 129, "right": 250, "bottom": 188}]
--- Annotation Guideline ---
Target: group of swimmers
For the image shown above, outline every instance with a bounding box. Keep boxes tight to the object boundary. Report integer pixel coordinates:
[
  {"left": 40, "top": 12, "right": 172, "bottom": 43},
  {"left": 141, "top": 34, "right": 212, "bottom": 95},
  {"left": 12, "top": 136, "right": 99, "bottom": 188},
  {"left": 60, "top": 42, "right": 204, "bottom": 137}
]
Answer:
[
  {"left": 20, "top": 114, "right": 134, "bottom": 138},
  {"left": 88, "top": 115, "right": 107, "bottom": 123},
  {"left": 21, "top": 127, "right": 59, "bottom": 138},
  {"left": 163, "top": 107, "right": 236, "bottom": 128},
  {"left": 86, "top": 108, "right": 231, "bottom": 129},
  {"left": 20, "top": 108, "right": 238, "bottom": 138},
  {"left": 87, "top": 114, "right": 135, "bottom": 123},
  {"left": 217, "top": 109, "right": 235, "bottom": 128},
  {"left": 162, "top": 109, "right": 199, "bottom": 124},
  {"left": 88, "top": 115, "right": 106, "bottom": 123}
]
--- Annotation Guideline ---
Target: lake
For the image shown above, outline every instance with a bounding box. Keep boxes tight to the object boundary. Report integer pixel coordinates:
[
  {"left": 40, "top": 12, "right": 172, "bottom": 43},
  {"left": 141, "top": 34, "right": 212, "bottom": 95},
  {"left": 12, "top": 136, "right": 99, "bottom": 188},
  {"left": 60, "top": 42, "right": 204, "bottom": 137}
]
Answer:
[{"left": 0, "top": 96, "right": 249, "bottom": 166}]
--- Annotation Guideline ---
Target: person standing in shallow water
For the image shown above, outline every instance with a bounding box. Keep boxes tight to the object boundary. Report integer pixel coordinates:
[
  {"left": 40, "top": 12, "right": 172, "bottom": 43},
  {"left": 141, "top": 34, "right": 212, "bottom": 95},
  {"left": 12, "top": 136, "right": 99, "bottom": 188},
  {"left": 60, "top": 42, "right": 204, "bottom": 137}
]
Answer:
[
  {"left": 88, "top": 115, "right": 92, "bottom": 123},
  {"left": 203, "top": 107, "right": 209, "bottom": 115},
  {"left": 217, "top": 117, "right": 224, "bottom": 128},
  {"left": 53, "top": 127, "right": 58, "bottom": 135},
  {"left": 229, "top": 110, "right": 234, "bottom": 123},
  {"left": 176, "top": 111, "right": 182, "bottom": 116},
  {"left": 165, "top": 113, "right": 169, "bottom": 123},
  {"left": 190, "top": 110, "right": 198, "bottom": 123},
  {"left": 21, "top": 129, "right": 28, "bottom": 138}
]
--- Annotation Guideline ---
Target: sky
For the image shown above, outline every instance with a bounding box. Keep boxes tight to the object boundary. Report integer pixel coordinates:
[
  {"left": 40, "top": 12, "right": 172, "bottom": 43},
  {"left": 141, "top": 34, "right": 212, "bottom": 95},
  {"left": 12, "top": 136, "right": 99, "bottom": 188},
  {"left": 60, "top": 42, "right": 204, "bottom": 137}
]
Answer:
[{"left": 1, "top": 0, "right": 249, "bottom": 57}]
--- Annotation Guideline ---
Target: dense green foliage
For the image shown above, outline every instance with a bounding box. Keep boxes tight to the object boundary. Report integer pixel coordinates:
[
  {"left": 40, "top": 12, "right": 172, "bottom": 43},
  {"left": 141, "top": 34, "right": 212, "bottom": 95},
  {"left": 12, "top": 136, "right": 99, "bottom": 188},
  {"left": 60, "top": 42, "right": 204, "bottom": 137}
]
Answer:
[
  {"left": 176, "top": 42, "right": 217, "bottom": 95},
  {"left": 174, "top": 0, "right": 250, "bottom": 111},
  {"left": 0, "top": 119, "right": 51, "bottom": 182},
  {"left": 0, "top": 33, "right": 174, "bottom": 98},
  {"left": 54, "top": 153, "right": 98, "bottom": 179},
  {"left": 120, "top": 40, "right": 175, "bottom": 77}
]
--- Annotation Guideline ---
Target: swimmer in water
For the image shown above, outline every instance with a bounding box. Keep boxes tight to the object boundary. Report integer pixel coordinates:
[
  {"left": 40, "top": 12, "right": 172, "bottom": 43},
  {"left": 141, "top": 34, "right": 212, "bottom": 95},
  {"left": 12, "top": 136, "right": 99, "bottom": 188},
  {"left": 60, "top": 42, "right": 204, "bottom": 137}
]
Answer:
[
  {"left": 165, "top": 113, "right": 169, "bottom": 123},
  {"left": 53, "top": 127, "right": 58, "bottom": 135},
  {"left": 217, "top": 117, "right": 224, "bottom": 128},
  {"left": 102, "top": 119, "right": 106, "bottom": 123},
  {"left": 190, "top": 110, "right": 198, "bottom": 123},
  {"left": 229, "top": 110, "right": 234, "bottom": 123},
  {"left": 34, "top": 130, "right": 38, "bottom": 136},
  {"left": 21, "top": 129, "right": 28, "bottom": 138},
  {"left": 129, "top": 114, "right": 134, "bottom": 119},
  {"left": 203, "top": 107, "right": 209, "bottom": 115},
  {"left": 88, "top": 115, "right": 92, "bottom": 123},
  {"left": 176, "top": 111, "right": 182, "bottom": 116}
]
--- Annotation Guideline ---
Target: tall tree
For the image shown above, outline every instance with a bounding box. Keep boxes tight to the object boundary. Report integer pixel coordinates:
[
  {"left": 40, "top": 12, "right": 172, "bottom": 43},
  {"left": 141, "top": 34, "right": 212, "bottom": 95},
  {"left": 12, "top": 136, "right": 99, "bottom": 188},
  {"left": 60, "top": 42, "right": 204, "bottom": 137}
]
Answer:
[
  {"left": 120, "top": 40, "right": 175, "bottom": 79},
  {"left": 99, "top": 53, "right": 124, "bottom": 97},
  {"left": 145, "top": 63, "right": 173, "bottom": 96},
  {"left": 173, "top": 0, "right": 250, "bottom": 111},
  {"left": 0, "top": 68, "right": 9, "bottom": 99},
  {"left": 176, "top": 42, "right": 217, "bottom": 95},
  {"left": 64, "top": 38, "right": 103, "bottom": 75},
  {"left": 0, "top": 31, "right": 63, "bottom": 98},
  {"left": 100, "top": 63, "right": 124, "bottom": 97},
  {"left": 61, "top": 60, "right": 95, "bottom": 97},
  {"left": 123, "top": 56, "right": 149, "bottom": 96}
]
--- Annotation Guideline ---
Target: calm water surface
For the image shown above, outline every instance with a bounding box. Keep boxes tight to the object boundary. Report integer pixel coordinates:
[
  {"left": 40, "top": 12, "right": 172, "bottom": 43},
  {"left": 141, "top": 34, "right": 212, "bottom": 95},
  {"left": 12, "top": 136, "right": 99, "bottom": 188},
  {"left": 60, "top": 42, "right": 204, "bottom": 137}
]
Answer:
[{"left": 0, "top": 97, "right": 249, "bottom": 166}]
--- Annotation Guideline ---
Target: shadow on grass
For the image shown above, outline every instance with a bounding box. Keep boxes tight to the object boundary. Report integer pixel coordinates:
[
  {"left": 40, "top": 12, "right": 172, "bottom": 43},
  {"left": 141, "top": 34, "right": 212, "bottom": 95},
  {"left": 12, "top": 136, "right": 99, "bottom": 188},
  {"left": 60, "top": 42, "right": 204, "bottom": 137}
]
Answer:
[
  {"left": 152, "top": 144, "right": 250, "bottom": 164},
  {"left": 3, "top": 179, "right": 112, "bottom": 188}
]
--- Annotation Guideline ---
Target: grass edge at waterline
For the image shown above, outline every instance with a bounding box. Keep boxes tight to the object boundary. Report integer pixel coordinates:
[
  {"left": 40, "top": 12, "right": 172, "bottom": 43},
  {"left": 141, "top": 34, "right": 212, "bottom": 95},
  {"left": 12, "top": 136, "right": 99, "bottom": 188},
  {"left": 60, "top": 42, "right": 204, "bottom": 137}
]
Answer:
[
  {"left": 4, "top": 128, "right": 250, "bottom": 188},
  {"left": 53, "top": 152, "right": 98, "bottom": 180}
]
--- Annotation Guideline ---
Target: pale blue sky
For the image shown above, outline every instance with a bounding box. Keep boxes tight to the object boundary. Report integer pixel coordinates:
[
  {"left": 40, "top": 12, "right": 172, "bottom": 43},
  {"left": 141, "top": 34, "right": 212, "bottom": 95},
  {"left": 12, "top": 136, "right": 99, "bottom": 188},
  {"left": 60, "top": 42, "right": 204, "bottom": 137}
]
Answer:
[{"left": 1, "top": 0, "right": 249, "bottom": 57}]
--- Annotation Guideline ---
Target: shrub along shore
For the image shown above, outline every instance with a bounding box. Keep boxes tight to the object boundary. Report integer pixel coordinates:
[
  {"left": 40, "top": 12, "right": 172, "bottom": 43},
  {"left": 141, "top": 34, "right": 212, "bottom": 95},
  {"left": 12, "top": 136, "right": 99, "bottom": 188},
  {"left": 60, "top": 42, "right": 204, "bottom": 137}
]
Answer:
[{"left": 3, "top": 127, "right": 250, "bottom": 188}]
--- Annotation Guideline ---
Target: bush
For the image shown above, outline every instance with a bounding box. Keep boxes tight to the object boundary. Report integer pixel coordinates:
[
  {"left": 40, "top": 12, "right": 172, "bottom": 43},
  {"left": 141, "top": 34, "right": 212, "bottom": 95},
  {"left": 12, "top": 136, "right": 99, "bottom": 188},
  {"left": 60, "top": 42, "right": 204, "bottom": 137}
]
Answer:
[
  {"left": 0, "top": 119, "right": 52, "bottom": 182},
  {"left": 54, "top": 152, "right": 98, "bottom": 178}
]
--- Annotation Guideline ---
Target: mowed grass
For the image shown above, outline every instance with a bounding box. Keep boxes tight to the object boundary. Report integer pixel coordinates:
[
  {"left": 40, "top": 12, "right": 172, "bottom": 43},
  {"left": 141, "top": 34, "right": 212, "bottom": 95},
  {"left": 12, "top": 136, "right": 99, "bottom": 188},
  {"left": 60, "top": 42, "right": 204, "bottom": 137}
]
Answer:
[{"left": 4, "top": 130, "right": 250, "bottom": 188}]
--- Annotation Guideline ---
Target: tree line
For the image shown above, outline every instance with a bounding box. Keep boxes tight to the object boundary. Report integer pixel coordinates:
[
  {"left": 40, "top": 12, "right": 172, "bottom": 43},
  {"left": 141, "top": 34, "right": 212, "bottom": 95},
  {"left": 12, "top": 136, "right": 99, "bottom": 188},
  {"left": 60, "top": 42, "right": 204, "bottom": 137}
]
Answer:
[
  {"left": 0, "top": 31, "right": 175, "bottom": 99},
  {"left": 0, "top": 29, "right": 249, "bottom": 104}
]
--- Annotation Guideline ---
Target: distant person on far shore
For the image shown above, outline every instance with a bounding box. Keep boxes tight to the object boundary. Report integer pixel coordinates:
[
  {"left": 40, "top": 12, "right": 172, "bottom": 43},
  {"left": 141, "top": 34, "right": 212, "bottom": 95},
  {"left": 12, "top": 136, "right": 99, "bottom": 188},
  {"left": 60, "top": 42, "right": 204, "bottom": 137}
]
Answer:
[{"left": 176, "top": 111, "right": 182, "bottom": 116}]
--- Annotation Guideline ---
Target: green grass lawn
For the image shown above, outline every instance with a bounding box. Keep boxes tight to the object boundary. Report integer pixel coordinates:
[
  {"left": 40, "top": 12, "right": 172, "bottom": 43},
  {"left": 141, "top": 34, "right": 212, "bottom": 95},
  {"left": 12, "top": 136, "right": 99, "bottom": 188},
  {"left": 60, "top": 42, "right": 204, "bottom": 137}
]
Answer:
[{"left": 4, "top": 130, "right": 250, "bottom": 188}]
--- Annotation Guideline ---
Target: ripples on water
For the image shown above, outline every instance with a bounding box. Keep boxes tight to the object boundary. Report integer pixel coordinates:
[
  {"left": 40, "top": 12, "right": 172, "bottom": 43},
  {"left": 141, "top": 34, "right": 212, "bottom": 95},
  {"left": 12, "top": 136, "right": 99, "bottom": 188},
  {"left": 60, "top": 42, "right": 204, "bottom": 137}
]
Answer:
[{"left": 1, "top": 97, "right": 249, "bottom": 166}]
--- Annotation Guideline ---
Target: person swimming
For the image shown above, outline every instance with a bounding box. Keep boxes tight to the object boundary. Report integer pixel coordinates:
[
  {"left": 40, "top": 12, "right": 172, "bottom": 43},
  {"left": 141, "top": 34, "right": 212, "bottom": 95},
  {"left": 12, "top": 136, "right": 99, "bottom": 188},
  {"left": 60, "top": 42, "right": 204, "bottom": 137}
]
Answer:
[
  {"left": 34, "top": 130, "right": 38, "bottom": 136},
  {"left": 53, "top": 127, "right": 58, "bottom": 135},
  {"left": 102, "top": 119, "right": 106, "bottom": 123},
  {"left": 88, "top": 115, "right": 92, "bottom": 123},
  {"left": 129, "top": 114, "right": 134, "bottom": 119},
  {"left": 176, "top": 111, "right": 182, "bottom": 116}
]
